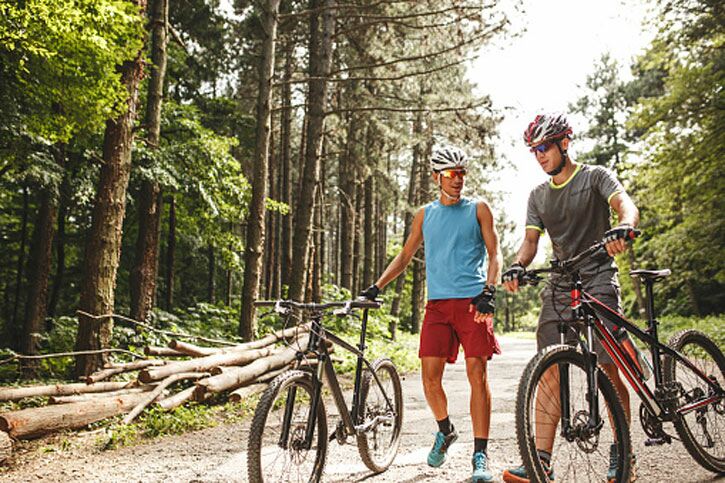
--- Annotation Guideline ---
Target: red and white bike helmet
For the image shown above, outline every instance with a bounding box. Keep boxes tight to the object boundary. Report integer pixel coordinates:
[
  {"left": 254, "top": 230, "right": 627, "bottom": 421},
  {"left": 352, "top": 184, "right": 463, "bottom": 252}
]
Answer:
[{"left": 523, "top": 113, "right": 573, "bottom": 147}]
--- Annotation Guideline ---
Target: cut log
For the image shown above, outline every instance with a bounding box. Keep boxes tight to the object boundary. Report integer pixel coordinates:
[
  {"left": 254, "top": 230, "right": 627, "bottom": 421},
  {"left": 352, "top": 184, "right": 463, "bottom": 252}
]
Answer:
[
  {"left": 0, "top": 392, "right": 150, "bottom": 439},
  {"left": 122, "top": 372, "right": 208, "bottom": 424},
  {"left": 167, "top": 340, "right": 220, "bottom": 357},
  {"left": 85, "top": 360, "right": 166, "bottom": 384},
  {"left": 193, "top": 335, "right": 309, "bottom": 400},
  {"left": 144, "top": 346, "right": 186, "bottom": 357},
  {"left": 156, "top": 386, "right": 195, "bottom": 411},
  {"left": 0, "top": 381, "right": 133, "bottom": 402},
  {"left": 229, "top": 383, "right": 267, "bottom": 403},
  {"left": 138, "top": 346, "right": 279, "bottom": 383},
  {"left": 49, "top": 386, "right": 156, "bottom": 404},
  {"left": 0, "top": 430, "right": 11, "bottom": 465},
  {"left": 230, "top": 323, "right": 309, "bottom": 352}
]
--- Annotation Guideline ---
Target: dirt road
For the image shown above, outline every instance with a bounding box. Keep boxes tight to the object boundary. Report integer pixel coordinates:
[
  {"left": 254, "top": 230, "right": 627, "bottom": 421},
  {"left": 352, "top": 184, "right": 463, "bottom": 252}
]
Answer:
[{"left": 1, "top": 336, "right": 720, "bottom": 482}]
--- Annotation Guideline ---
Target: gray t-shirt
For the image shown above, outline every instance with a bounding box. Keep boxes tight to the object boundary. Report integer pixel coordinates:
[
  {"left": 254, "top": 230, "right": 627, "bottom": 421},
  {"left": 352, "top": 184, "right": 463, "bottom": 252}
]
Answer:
[{"left": 526, "top": 164, "right": 625, "bottom": 287}]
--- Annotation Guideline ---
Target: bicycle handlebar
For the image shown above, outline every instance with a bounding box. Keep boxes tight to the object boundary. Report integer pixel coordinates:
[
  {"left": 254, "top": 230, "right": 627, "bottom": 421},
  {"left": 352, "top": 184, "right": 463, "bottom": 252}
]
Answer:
[
  {"left": 254, "top": 298, "right": 382, "bottom": 316},
  {"left": 520, "top": 229, "right": 641, "bottom": 287}
]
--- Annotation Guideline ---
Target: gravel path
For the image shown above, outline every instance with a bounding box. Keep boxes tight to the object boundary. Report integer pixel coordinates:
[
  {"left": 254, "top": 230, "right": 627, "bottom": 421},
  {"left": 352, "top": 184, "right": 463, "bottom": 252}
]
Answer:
[{"left": 1, "top": 336, "right": 720, "bottom": 482}]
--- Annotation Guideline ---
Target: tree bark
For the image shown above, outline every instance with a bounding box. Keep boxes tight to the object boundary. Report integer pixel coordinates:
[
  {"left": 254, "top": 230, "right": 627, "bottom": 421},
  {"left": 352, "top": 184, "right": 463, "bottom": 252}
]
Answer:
[
  {"left": 0, "top": 392, "right": 150, "bottom": 439},
  {"left": 0, "top": 381, "right": 132, "bottom": 402},
  {"left": 84, "top": 360, "right": 166, "bottom": 384},
  {"left": 207, "top": 244, "right": 216, "bottom": 303},
  {"left": 339, "top": 113, "right": 358, "bottom": 290},
  {"left": 10, "top": 187, "right": 29, "bottom": 349},
  {"left": 363, "top": 174, "right": 374, "bottom": 288},
  {"left": 164, "top": 195, "right": 176, "bottom": 310},
  {"left": 48, "top": 168, "right": 70, "bottom": 319},
  {"left": 409, "top": 113, "right": 426, "bottom": 334},
  {"left": 74, "top": 0, "right": 147, "bottom": 377},
  {"left": 21, "top": 164, "right": 60, "bottom": 378},
  {"left": 352, "top": 180, "right": 363, "bottom": 294},
  {"left": 239, "top": 0, "right": 281, "bottom": 340},
  {"left": 280, "top": 49, "right": 293, "bottom": 291},
  {"left": 288, "top": 0, "right": 336, "bottom": 302},
  {"left": 49, "top": 386, "right": 155, "bottom": 404},
  {"left": 130, "top": 0, "right": 168, "bottom": 324},
  {"left": 123, "top": 372, "right": 206, "bottom": 424}
]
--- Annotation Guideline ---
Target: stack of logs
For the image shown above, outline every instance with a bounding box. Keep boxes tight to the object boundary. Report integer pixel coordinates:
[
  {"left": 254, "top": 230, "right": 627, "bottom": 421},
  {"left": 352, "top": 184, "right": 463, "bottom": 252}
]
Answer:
[{"left": 0, "top": 323, "right": 314, "bottom": 461}]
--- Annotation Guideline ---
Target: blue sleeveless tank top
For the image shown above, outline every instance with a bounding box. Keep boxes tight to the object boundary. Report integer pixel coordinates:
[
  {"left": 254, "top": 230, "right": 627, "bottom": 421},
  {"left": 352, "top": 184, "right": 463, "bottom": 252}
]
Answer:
[{"left": 423, "top": 197, "right": 487, "bottom": 300}]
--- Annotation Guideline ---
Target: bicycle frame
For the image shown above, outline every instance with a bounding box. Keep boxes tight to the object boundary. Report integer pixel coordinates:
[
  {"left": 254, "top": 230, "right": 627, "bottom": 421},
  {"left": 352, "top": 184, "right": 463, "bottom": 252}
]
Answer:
[
  {"left": 278, "top": 306, "right": 398, "bottom": 450},
  {"left": 555, "top": 272, "right": 724, "bottom": 438}
]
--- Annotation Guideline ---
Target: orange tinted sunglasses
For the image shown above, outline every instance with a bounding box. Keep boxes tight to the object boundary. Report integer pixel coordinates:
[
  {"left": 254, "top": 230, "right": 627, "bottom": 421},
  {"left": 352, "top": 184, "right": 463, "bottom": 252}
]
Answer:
[{"left": 439, "top": 169, "right": 467, "bottom": 179}]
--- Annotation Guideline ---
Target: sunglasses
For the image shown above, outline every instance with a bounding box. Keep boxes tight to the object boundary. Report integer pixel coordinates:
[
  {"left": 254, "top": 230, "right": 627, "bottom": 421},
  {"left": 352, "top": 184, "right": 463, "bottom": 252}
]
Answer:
[
  {"left": 530, "top": 141, "right": 556, "bottom": 154},
  {"left": 439, "top": 169, "right": 467, "bottom": 179}
]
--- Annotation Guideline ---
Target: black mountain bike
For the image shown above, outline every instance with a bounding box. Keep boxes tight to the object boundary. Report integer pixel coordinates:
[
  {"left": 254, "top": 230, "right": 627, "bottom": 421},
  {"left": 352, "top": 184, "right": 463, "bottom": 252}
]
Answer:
[
  {"left": 514, "top": 237, "right": 724, "bottom": 482},
  {"left": 246, "top": 298, "right": 403, "bottom": 483}
]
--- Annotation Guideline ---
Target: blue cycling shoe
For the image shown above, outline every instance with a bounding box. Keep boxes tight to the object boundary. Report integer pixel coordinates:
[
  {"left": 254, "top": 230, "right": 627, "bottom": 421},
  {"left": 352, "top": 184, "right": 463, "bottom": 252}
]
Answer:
[
  {"left": 427, "top": 427, "right": 458, "bottom": 467},
  {"left": 472, "top": 451, "right": 494, "bottom": 482}
]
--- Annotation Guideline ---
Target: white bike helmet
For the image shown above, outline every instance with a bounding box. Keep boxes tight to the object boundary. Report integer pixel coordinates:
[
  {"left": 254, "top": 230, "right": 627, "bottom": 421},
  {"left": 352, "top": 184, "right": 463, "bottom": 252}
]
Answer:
[{"left": 430, "top": 146, "right": 468, "bottom": 172}]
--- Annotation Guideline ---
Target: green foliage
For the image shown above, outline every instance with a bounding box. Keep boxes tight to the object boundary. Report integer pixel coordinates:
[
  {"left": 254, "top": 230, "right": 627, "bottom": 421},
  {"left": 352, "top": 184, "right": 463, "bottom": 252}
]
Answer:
[
  {"left": 656, "top": 314, "right": 725, "bottom": 349},
  {"left": 0, "top": 0, "right": 144, "bottom": 144},
  {"left": 626, "top": 0, "right": 724, "bottom": 316}
]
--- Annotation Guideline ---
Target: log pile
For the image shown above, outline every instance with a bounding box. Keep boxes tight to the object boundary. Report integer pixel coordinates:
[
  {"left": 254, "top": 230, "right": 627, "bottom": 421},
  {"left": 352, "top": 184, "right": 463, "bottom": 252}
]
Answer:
[{"left": 0, "top": 323, "right": 313, "bottom": 454}]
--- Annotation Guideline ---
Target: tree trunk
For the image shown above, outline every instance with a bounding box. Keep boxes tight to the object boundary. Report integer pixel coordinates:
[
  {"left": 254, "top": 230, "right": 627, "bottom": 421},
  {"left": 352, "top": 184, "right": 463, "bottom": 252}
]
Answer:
[
  {"left": 288, "top": 0, "right": 336, "bottom": 302},
  {"left": 339, "top": 113, "right": 358, "bottom": 291},
  {"left": 352, "top": 180, "right": 363, "bottom": 295},
  {"left": 207, "top": 244, "right": 216, "bottom": 303},
  {"left": 130, "top": 0, "right": 168, "bottom": 324},
  {"left": 48, "top": 168, "right": 70, "bottom": 319},
  {"left": 74, "top": 0, "right": 147, "bottom": 377},
  {"left": 10, "top": 187, "right": 29, "bottom": 349},
  {"left": 280, "top": 49, "right": 293, "bottom": 291},
  {"left": 263, "top": 128, "right": 277, "bottom": 299},
  {"left": 409, "top": 114, "right": 426, "bottom": 334},
  {"left": 239, "top": 0, "right": 281, "bottom": 340},
  {"left": 627, "top": 249, "right": 646, "bottom": 317},
  {"left": 21, "top": 178, "right": 59, "bottom": 377},
  {"left": 0, "top": 381, "right": 132, "bottom": 402},
  {"left": 164, "top": 195, "right": 176, "bottom": 310},
  {"left": 363, "top": 174, "right": 374, "bottom": 288}
]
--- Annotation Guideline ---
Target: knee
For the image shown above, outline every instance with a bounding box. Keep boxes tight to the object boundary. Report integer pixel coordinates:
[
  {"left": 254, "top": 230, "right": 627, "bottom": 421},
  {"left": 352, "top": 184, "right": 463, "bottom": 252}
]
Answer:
[
  {"left": 422, "top": 373, "right": 443, "bottom": 391},
  {"left": 466, "top": 362, "right": 488, "bottom": 386}
]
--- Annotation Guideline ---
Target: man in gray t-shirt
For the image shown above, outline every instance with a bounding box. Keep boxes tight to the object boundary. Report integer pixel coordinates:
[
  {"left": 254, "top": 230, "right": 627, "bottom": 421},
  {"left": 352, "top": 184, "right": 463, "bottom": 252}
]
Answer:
[{"left": 500, "top": 113, "right": 640, "bottom": 483}]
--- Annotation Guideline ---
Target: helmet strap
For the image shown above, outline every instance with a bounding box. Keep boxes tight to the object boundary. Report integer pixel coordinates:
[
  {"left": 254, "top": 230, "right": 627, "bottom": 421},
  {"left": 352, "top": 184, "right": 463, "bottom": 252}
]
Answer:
[
  {"left": 437, "top": 175, "right": 460, "bottom": 201},
  {"left": 546, "top": 140, "right": 568, "bottom": 176}
]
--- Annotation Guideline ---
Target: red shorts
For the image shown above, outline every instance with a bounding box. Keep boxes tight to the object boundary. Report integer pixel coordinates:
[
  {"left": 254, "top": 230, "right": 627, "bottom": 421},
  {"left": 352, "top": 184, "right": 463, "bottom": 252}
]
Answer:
[{"left": 419, "top": 298, "right": 501, "bottom": 363}]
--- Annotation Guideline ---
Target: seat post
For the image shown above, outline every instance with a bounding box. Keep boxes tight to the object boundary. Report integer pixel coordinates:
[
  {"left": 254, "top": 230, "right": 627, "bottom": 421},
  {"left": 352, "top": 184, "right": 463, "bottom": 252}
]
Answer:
[{"left": 644, "top": 280, "right": 656, "bottom": 326}]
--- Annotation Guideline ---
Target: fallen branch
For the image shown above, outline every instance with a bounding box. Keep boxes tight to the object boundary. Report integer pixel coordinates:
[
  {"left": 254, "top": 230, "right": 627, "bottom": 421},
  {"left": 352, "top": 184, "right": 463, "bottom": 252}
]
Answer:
[
  {"left": 144, "top": 346, "right": 186, "bottom": 357},
  {"left": 167, "top": 340, "right": 220, "bottom": 357},
  {"left": 49, "top": 386, "right": 156, "bottom": 404},
  {"left": 85, "top": 360, "right": 166, "bottom": 384},
  {"left": 138, "top": 346, "right": 278, "bottom": 383},
  {"left": 0, "top": 392, "right": 150, "bottom": 439},
  {"left": 229, "top": 383, "right": 267, "bottom": 403},
  {"left": 76, "top": 310, "right": 236, "bottom": 346},
  {"left": 123, "top": 372, "right": 208, "bottom": 424},
  {"left": 0, "top": 381, "right": 134, "bottom": 402}
]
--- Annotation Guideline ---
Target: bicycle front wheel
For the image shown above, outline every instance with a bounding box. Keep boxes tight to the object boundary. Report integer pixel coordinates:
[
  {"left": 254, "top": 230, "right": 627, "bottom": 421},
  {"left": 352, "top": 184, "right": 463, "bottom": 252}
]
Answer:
[
  {"left": 247, "top": 370, "right": 327, "bottom": 483},
  {"left": 356, "top": 358, "right": 403, "bottom": 473},
  {"left": 664, "top": 329, "right": 725, "bottom": 473},
  {"left": 515, "top": 346, "right": 631, "bottom": 482}
]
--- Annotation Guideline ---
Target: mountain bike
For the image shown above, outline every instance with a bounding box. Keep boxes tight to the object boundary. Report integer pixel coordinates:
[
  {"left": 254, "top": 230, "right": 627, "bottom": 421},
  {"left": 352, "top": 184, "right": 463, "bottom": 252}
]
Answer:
[
  {"left": 514, "top": 236, "right": 724, "bottom": 481},
  {"left": 246, "top": 298, "right": 403, "bottom": 483}
]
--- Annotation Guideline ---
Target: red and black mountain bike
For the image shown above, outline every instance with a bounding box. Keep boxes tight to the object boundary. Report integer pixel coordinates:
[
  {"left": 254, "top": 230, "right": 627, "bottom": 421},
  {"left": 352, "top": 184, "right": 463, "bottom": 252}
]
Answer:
[{"left": 514, "top": 235, "right": 724, "bottom": 481}]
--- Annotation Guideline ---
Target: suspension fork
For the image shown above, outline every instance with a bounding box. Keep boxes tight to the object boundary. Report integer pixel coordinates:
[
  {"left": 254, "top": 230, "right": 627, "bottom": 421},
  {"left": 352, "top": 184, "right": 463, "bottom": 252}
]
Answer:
[
  {"left": 278, "top": 312, "right": 324, "bottom": 449},
  {"left": 558, "top": 274, "right": 581, "bottom": 436}
]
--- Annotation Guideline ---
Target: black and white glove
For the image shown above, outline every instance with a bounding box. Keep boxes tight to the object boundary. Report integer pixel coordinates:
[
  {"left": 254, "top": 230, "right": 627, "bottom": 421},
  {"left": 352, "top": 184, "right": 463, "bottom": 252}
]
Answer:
[
  {"left": 471, "top": 285, "right": 496, "bottom": 314},
  {"left": 359, "top": 284, "right": 380, "bottom": 301},
  {"left": 502, "top": 263, "right": 526, "bottom": 284},
  {"left": 603, "top": 224, "right": 636, "bottom": 244}
]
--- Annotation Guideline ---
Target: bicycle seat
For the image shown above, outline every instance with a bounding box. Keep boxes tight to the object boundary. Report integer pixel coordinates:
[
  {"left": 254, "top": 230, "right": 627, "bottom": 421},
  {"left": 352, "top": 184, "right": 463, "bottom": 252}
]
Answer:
[{"left": 630, "top": 269, "right": 671, "bottom": 282}]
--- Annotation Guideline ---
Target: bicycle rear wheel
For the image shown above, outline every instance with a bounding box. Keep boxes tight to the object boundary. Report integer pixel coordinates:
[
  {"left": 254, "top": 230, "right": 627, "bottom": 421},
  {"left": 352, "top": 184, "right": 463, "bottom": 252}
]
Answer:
[
  {"left": 516, "top": 346, "right": 631, "bottom": 482},
  {"left": 664, "top": 329, "right": 725, "bottom": 473},
  {"left": 247, "top": 370, "right": 327, "bottom": 483},
  {"left": 356, "top": 358, "right": 403, "bottom": 473}
]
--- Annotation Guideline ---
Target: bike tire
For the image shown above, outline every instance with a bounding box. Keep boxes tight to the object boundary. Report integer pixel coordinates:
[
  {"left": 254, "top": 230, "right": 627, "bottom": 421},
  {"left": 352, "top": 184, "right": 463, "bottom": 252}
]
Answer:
[
  {"left": 515, "top": 345, "right": 631, "bottom": 482},
  {"left": 356, "top": 358, "right": 404, "bottom": 473},
  {"left": 664, "top": 329, "right": 725, "bottom": 474},
  {"left": 247, "top": 370, "right": 328, "bottom": 483}
]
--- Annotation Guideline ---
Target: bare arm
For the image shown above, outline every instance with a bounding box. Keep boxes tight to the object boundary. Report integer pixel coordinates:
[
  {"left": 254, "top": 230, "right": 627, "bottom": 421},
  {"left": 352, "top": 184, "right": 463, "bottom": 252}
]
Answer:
[
  {"left": 502, "top": 228, "right": 541, "bottom": 292},
  {"left": 374, "top": 208, "right": 424, "bottom": 290},
  {"left": 477, "top": 201, "right": 502, "bottom": 285},
  {"left": 606, "top": 192, "right": 640, "bottom": 256}
]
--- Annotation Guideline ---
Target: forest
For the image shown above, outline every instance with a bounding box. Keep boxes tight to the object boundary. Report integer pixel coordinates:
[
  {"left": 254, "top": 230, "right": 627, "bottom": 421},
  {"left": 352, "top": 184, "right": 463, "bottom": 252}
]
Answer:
[{"left": 0, "top": 0, "right": 722, "bottom": 389}]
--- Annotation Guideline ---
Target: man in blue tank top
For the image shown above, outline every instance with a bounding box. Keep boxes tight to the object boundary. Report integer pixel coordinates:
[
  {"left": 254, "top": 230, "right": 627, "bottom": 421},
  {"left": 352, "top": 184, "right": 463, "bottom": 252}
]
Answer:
[{"left": 360, "top": 146, "right": 502, "bottom": 483}]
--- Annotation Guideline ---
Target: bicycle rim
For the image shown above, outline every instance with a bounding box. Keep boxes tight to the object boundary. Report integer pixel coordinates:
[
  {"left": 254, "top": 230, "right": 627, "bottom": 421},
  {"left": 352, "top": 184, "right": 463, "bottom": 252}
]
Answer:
[
  {"left": 357, "top": 358, "right": 403, "bottom": 473},
  {"left": 516, "top": 346, "right": 631, "bottom": 482},
  {"left": 665, "top": 330, "right": 725, "bottom": 472},
  {"left": 247, "top": 371, "right": 327, "bottom": 483}
]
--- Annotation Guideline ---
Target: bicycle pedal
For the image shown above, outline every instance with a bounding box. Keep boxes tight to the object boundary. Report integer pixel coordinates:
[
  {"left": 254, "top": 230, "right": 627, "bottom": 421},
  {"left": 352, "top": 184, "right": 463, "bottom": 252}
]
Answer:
[{"left": 644, "top": 435, "right": 671, "bottom": 446}]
